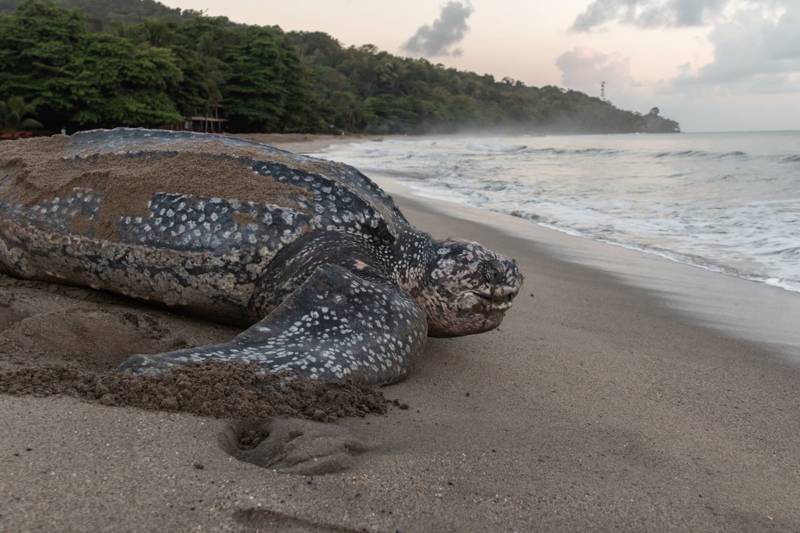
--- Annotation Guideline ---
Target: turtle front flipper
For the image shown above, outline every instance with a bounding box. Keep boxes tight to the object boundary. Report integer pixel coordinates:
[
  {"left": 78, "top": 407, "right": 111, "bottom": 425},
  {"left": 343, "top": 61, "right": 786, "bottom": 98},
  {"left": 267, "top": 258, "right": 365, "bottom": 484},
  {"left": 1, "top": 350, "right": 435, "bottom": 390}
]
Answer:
[{"left": 119, "top": 264, "right": 428, "bottom": 385}]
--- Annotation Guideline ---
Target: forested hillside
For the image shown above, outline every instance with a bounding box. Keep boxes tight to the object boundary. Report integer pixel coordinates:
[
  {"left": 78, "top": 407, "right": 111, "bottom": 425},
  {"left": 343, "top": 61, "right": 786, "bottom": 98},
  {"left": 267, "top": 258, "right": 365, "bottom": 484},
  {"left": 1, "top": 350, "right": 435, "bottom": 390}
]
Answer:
[
  {"left": 0, "top": 0, "right": 680, "bottom": 134},
  {"left": 0, "top": 0, "right": 187, "bottom": 28}
]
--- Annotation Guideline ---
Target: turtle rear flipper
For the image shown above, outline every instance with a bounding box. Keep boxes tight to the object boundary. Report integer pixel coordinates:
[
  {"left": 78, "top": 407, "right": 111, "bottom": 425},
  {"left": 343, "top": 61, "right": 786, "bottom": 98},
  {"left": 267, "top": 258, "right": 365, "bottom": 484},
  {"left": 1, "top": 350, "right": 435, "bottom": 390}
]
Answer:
[{"left": 119, "top": 264, "right": 428, "bottom": 385}]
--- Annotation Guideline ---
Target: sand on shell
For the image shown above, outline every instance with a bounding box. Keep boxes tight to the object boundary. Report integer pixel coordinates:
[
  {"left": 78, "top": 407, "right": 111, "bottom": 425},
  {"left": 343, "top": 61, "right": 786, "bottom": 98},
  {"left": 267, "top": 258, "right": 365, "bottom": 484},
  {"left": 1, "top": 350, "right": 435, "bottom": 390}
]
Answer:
[{"left": 0, "top": 138, "right": 313, "bottom": 241}]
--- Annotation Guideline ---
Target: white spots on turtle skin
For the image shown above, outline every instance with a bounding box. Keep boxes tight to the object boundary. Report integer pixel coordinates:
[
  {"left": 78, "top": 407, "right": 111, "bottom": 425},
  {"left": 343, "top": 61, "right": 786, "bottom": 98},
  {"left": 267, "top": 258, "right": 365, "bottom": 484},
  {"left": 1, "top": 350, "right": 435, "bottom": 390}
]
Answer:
[
  {"left": 94, "top": 156, "right": 398, "bottom": 269},
  {"left": 117, "top": 192, "right": 311, "bottom": 258},
  {"left": 0, "top": 187, "right": 102, "bottom": 236},
  {"left": 250, "top": 160, "right": 396, "bottom": 247},
  {"left": 124, "top": 265, "right": 428, "bottom": 384}
]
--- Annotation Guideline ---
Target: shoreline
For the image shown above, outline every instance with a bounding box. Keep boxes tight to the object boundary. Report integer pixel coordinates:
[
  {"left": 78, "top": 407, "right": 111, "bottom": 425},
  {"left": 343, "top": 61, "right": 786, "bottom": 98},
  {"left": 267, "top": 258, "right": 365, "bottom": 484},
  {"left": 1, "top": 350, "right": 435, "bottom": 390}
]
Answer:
[{"left": 2, "top": 136, "right": 800, "bottom": 530}]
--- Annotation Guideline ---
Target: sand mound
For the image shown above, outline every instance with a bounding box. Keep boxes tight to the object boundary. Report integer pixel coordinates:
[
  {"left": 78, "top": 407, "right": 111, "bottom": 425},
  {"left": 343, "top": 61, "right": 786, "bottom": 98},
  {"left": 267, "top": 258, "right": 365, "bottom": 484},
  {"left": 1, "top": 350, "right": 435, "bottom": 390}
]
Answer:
[
  {"left": 0, "top": 362, "right": 386, "bottom": 420},
  {"left": 0, "top": 273, "right": 387, "bottom": 420},
  {"left": 0, "top": 143, "right": 312, "bottom": 241},
  {"left": 0, "top": 273, "right": 235, "bottom": 370}
]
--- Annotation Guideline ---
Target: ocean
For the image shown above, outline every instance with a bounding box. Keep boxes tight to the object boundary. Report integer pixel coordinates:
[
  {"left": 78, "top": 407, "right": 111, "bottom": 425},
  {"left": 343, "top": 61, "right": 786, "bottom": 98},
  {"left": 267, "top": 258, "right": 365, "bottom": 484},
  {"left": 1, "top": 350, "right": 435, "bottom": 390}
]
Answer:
[{"left": 316, "top": 131, "right": 800, "bottom": 294}]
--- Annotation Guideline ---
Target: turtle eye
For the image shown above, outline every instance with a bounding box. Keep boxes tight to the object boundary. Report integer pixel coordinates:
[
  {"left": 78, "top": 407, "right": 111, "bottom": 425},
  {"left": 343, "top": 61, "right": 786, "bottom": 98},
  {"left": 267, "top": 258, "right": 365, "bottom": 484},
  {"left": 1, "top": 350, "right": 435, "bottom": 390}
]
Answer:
[{"left": 483, "top": 260, "right": 505, "bottom": 284}]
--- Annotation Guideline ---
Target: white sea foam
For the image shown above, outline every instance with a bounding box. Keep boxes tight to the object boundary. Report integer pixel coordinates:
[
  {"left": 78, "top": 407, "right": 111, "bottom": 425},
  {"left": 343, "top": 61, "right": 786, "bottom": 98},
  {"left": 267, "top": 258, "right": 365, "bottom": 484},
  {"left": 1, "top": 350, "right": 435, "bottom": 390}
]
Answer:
[{"left": 315, "top": 131, "right": 800, "bottom": 294}]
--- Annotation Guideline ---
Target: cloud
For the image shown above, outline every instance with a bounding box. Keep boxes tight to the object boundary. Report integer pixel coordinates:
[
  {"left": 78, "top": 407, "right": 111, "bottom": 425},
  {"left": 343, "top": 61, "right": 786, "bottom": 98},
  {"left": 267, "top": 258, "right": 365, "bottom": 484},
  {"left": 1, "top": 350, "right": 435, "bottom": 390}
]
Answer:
[
  {"left": 566, "top": 1, "right": 799, "bottom": 94},
  {"left": 571, "top": 0, "right": 730, "bottom": 31},
  {"left": 558, "top": 2, "right": 800, "bottom": 129},
  {"left": 402, "top": 2, "right": 474, "bottom": 57},
  {"left": 673, "top": 4, "right": 800, "bottom": 93}
]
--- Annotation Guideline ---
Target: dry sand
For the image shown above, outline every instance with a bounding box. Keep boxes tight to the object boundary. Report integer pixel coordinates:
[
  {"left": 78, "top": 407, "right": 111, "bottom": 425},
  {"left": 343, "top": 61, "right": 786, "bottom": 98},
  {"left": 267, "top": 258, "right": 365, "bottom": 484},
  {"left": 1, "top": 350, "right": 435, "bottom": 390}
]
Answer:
[{"left": 2, "top": 137, "right": 800, "bottom": 532}]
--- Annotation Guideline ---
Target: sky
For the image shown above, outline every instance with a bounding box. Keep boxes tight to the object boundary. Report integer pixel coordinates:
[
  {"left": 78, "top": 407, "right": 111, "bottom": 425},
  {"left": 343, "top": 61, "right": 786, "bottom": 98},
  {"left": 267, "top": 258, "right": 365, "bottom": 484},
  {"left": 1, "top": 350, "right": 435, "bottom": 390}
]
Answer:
[{"left": 159, "top": 0, "right": 800, "bottom": 132}]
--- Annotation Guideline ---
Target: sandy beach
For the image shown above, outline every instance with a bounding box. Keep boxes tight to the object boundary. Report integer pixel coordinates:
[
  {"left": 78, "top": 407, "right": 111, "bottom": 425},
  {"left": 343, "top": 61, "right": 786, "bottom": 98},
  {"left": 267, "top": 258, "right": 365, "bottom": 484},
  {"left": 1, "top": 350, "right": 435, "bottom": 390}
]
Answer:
[{"left": 2, "top": 137, "right": 800, "bottom": 532}]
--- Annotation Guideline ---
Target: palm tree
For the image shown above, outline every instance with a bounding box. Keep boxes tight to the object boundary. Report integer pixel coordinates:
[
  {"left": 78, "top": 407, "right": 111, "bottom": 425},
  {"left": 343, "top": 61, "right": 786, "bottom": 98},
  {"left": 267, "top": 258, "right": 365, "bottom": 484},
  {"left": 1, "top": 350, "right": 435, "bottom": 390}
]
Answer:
[{"left": 0, "top": 96, "right": 44, "bottom": 137}]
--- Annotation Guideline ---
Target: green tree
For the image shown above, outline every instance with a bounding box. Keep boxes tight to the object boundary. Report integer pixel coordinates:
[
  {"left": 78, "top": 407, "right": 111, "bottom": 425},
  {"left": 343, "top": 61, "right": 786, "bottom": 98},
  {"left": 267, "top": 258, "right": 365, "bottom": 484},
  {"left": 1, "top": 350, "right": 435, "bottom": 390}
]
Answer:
[
  {"left": 222, "top": 25, "right": 312, "bottom": 132},
  {"left": 72, "top": 33, "right": 182, "bottom": 127},
  {"left": 0, "top": 0, "right": 85, "bottom": 126}
]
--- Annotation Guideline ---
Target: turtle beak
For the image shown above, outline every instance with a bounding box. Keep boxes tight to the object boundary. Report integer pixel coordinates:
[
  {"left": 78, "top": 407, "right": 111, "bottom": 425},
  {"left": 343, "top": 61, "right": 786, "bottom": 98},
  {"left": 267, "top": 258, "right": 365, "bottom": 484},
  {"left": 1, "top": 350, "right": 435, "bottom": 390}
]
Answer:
[{"left": 489, "top": 258, "right": 522, "bottom": 310}]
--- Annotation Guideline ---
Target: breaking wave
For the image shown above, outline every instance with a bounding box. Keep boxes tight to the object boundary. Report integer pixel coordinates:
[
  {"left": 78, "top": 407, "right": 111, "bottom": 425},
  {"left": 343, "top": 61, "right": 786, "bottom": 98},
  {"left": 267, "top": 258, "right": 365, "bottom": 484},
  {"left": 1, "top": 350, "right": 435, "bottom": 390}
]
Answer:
[{"left": 654, "top": 149, "right": 749, "bottom": 159}]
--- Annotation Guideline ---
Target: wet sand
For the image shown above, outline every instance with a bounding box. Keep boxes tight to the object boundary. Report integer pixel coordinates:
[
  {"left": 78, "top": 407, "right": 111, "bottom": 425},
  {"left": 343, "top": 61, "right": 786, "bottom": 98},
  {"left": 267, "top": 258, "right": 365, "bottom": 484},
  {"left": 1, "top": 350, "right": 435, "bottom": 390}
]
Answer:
[{"left": 2, "top": 137, "right": 800, "bottom": 531}]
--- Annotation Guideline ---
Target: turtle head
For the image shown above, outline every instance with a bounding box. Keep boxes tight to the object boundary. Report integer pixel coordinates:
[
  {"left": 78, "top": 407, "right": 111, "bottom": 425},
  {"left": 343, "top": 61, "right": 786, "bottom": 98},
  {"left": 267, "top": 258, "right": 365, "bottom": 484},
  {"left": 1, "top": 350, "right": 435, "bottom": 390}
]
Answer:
[{"left": 420, "top": 239, "right": 523, "bottom": 337}]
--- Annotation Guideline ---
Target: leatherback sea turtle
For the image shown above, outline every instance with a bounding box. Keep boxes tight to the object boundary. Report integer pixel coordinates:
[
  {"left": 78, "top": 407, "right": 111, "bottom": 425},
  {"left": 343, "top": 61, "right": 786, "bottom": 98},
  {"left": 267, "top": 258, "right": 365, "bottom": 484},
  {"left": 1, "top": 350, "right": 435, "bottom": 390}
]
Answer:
[{"left": 0, "top": 129, "right": 522, "bottom": 384}]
